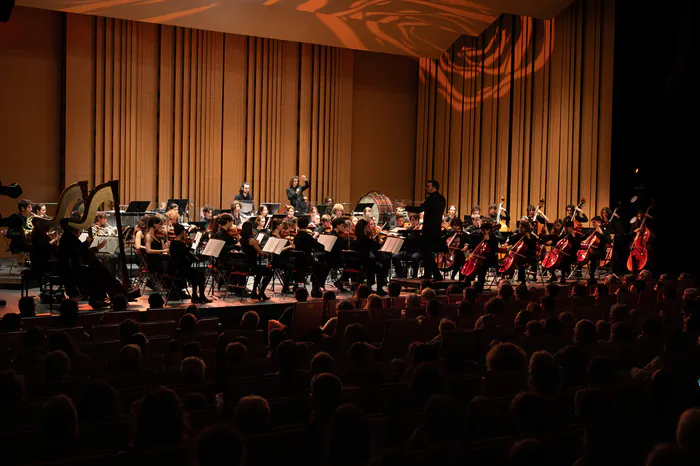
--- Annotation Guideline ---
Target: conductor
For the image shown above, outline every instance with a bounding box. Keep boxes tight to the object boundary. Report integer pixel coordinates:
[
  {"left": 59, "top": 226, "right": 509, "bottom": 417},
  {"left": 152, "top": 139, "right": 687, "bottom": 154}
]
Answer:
[{"left": 402, "top": 179, "right": 446, "bottom": 281}]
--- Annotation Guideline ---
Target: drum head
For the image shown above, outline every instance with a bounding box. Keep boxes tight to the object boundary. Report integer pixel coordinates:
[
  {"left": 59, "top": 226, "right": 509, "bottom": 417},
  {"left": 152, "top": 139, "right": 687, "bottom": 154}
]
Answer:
[{"left": 357, "top": 192, "right": 394, "bottom": 225}]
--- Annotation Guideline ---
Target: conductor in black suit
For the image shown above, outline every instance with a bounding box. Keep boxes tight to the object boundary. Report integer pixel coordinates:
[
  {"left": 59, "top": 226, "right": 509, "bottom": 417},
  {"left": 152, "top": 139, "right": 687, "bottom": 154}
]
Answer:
[
  {"left": 286, "top": 175, "right": 310, "bottom": 213},
  {"left": 402, "top": 179, "right": 446, "bottom": 281}
]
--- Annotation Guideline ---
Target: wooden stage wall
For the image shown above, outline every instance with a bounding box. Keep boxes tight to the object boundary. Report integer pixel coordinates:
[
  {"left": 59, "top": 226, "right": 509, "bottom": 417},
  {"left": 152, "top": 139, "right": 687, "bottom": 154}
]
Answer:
[{"left": 415, "top": 0, "right": 615, "bottom": 221}]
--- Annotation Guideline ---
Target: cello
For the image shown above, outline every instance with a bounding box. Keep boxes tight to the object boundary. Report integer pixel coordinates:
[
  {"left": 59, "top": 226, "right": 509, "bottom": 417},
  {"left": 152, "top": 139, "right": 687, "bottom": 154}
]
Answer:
[
  {"left": 576, "top": 227, "right": 602, "bottom": 265},
  {"left": 542, "top": 230, "right": 575, "bottom": 270},
  {"left": 626, "top": 203, "right": 653, "bottom": 272},
  {"left": 436, "top": 229, "right": 464, "bottom": 270},
  {"left": 460, "top": 223, "right": 498, "bottom": 278},
  {"left": 499, "top": 230, "right": 533, "bottom": 274}
]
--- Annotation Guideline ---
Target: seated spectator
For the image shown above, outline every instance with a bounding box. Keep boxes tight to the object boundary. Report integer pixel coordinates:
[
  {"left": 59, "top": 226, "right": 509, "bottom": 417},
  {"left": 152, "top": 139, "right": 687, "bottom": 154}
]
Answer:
[
  {"left": 545, "top": 282, "right": 560, "bottom": 298},
  {"left": 570, "top": 282, "right": 587, "bottom": 297},
  {"left": 39, "top": 395, "right": 79, "bottom": 457},
  {"left": 181, "top": 356, "right": 206, "bottom": 384},
  {"left": 596, "top": 320, "right": 611, "bottom": 342},
  {"left": 407, "top": 394, "right": 461, "bottom": 451},
  {"left": 528, "top": 351, "right": 562, "bottom": 396},
  {"left": 179, "top": 313, "right": 199, "bottom": 335},
  {"left": 2, "top": 312, "right": 21, "bottom": 332},
  {"left": 276, "top": 340, "right": 309, "bottom": 395},
  {"left": 637, "top": 269, "right": 652, "bottom": 281},
  {"left": 410, "top": 363, "right": 444, "bottom": 408},
  {"left": 475, "top": 297, "right": 505, "bottom": 329},
  {"left": 514, "top": 309, "right": 535, "bottom": 336},
  {"left": 354, "top": 285, "right": 371, "bottom": 300},
  {"left": 147, "top": 293, "right": 165, "bottom": 309},
  {"left": 330, "top": 403, "right": 371, "bottom": 466},
  {"left": 428, "top": 318, "right": 455, "bottom": 345},
  {"left": 233, "top": 395, "right": 270, "bottom": 436},
  {"left": 267, "top": 328, "right": 286, "bottom": 358},
  {"left": 49, "top": 331, "right": 90, "bottom": 375},
  {"left": 182, "top": 340, "right": 202, "bottom": 359},
  {"left": 555, "top": 344, "right": 587, "bottom": 388},
  {"left": 387, "top": 282, "right": 401, "bottom": 299},
  {"left": 119, "top": 344, "right": 142, "bottom": 373},
  {"left": 363, "top": 294, "right": 383, "bottom": 311},
  {"left": 515, "top": 282, "right": 529, "bottom": 302},
  {"left": 196, "top": 425, "right": 242, "bottom": 466},
  {"left": 112, "top": 293, "right": 128, "bottom": 312},
  {"left": 630, "top": 279, "right": 646, "bottom": 294},
  {"left": 586, "top": 357, "right": 616, "bottom": 389},
  {"left": 225, "top": 342, "right": 248, "bottom": 369},
  {"left": 420, "top": 287, "right": 436, "bottom": 302},
  {"left": 311, "top": 351, "right": 334, "bottom": 376},
  {"left": 344, "top": 322, "right": 370, "bottom": 346},
  {"left": 498, "top": 282, "right": 515, "bottom": 302},
  {"left": 486, "top": 342, "right": 527, "bottom": 373},
  {"left": 311, "top": 373, "right": 343, "bottom": 424},
  {"left": 0, "top": 369, "right": 25, "bottom": 403},
  {"left": 130, "top": 332, "right": 149, "bottom": 354},
  {"left": 526, "top": 320, "right": 544, "bottom": 339},
  {"left": 677, "top": 408, "right": 700, "bottom": 462},
  {"left": 645, "top": 443, "right": 694, "bottom": 466},
  {"left": 511, "top": 391, "right": 552, "bottom": 437},
  {"left": 57, "top": 299, "right": 79, "bottom": 327},
  {"left": 348, "top": 342, "right": 375, "bottom": 369},
  {"left": 240, "top": 310, "right": 260, "bottom": 331},
  {"left": 593, "top": 283, "right": 610, "bottom": 297},
  {"left": 405, "top": 293, "right": 422, "bottom": 308},
  {"left": 586, "top": 277, "right": 598, "bottom": 293},
  {"left": 78, "top": 380, "right": 120, "bottom": 423},
  {"left": 610, "top": 303, "right": 630, "bottom": 323},
  {"left": 134, "top": 386, "right": 188, "bottom": 449},
  {"left": 185, "top": 304, "right": 200, "bottom": 320},
  {"left": 13, "top": 326, "right": 47, "bottom": 379},
  {"left": 119, "top": 319, "right": 141, "bottom": 346},
  {"left": 18, "top": 296, "right": 36, "bottom": 317},
  {"left": 445, "top": 284, "right": 460, "bottom": 299},
  {"left": 45, "top": 350, "right": 70, "bottom": 381}
]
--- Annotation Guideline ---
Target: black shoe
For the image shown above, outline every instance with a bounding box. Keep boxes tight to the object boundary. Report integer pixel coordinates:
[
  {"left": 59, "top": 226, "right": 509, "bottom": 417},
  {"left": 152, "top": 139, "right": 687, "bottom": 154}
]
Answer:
[
  {"left": 199, "top": 296, "right": 212, "bottom": 304},
  {"left": 249, "top": 291, "right": 259, "bottom": 300},
  {"left": 258, "top": 293, "right": 270, "bottom": 301},
  {"left": 311, "top": 288, "right": 323, "bottom": 299},
  {"left": 281, "top": 287, "right": 291, "bottom": 295},
  {"left": 333, "top": 280, "right": 347, "bottom": 292},
  {"left": 191, "top": 297, "right": 200, "bottom": 304}
]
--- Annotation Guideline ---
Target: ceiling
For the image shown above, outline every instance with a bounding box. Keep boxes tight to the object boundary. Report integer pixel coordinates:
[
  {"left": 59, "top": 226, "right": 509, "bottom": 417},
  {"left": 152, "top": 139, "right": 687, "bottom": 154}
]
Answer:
[{"left": 17, "top": 0, "right": 574, "bottom": 58}]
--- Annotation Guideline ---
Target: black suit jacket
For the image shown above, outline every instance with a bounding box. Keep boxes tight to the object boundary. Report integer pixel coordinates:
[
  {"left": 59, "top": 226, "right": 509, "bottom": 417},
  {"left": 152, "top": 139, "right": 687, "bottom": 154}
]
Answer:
[
  {"left": 286, "top": 180, "right": 310, "bottom": 212},
  {"left": 405, "top": 191, "right": 447, "bottom": 239}
]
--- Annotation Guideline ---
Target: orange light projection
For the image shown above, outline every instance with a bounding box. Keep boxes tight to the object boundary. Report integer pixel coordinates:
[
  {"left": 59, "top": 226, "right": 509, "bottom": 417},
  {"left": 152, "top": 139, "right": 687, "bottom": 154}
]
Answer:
[{"left": 420, "top": 16, "right": 554, "bottom": 111}]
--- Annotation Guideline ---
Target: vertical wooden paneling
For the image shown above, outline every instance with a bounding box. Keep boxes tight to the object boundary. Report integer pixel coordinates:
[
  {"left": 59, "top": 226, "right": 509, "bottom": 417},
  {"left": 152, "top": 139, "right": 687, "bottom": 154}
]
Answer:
[{"left": 159, "top": 26, "right": 175, "bottom": 204}]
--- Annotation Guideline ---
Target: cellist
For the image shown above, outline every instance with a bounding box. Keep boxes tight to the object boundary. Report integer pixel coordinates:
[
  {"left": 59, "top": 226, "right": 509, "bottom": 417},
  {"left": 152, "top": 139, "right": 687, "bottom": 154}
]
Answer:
[
  {"left": 506, "top": 220, "right": 541, "bottom": 284},
  {"left": 628, "top": 210, "right": 654, "bottom": 272},
  {"left": 466, "top": 220, "right": 504, "bottom": 291},
  {"left": 585, "top": 216, "right": 612, "bottom": 278},
  {"left": 550, "top": 220, "right": 581, "bottom": 284}
]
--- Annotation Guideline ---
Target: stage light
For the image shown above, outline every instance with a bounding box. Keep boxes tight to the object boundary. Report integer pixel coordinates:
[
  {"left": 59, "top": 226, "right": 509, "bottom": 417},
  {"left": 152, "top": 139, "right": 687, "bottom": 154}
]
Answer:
[{"left": 634, "top": 168, "right": 639, "bottom": 174}]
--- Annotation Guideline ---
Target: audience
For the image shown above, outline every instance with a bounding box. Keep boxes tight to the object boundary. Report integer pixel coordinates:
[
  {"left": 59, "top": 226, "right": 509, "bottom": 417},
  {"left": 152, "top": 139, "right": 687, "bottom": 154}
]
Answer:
[
  {"left": 18, "top": 296, "right": 36, "bottom": 318},
  {"left": 134, "top": 386, "right": 187, "bottom": 449},
  {"left": 233, "top": 395, "right": 270, "bottom": 435},
  {"left": 38, "top": 395, "right": 79, "bottom": 457}
]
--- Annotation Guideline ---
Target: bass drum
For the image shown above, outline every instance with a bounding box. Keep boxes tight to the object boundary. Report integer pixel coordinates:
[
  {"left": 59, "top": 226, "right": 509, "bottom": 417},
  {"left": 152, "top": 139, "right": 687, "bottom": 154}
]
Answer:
[{"left": 357, "top": 191, "right": 395, "bottom": 226}]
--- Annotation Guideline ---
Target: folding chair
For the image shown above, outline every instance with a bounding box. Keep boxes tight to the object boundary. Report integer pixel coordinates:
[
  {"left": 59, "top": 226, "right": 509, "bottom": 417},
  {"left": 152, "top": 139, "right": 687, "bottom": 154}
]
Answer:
[{"left": 1, "top": 230, "right": 24, "bottom": 275}]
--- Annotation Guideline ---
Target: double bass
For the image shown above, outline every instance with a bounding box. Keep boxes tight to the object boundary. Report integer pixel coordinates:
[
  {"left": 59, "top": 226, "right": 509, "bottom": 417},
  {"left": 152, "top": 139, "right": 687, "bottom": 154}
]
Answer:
[
  {"left": 542, "top": 231, "right": 575, "bottom": 270},
  {"left": 572, "top": 198, "right": 586, "bottom": 233},
  {"left": 626, "top": 203, "right": 653, "bottom": 272},
  {"left": 495, "top": 197, "right": 510, "bottom": 232},
  {"left": 460, "top": 223, "right": 498, "bottom": 277}
]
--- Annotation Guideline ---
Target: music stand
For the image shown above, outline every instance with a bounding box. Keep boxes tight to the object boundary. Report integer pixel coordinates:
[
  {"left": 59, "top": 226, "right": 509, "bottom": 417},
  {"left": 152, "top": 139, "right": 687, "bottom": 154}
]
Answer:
[
  {"left": 240, "top": 201, "right": 255, "bottom": 215},
  {"left": 166, "top": 199, "right": 189, "bottom": 215},
  {"left": 317, "top": 203, "right": 331, "bottom": 215},
  {"left": 126, "top": 201, "right": 150, "bottom": 212},
  {"left": 261, "top": 203, "right": 280, "bottom": 215},
  {"left": 353, "top": 202, "right": 373, "bottom": 215}
]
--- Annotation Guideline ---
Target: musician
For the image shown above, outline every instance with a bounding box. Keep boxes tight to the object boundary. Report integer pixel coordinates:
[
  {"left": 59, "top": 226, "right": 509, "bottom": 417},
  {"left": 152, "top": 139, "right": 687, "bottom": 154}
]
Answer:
[
  {"left": 550, "top": 220, "right": 581, "bottom": 284},
  {"left": 564, "top": 204, "right": 588, "bottom": 225},
  {"left": 286, "top": 175, "right": 310, "bottom": 213},
  {"left": 29, "top": 218, "right": 58, "bottom": 280},
  {"left": 471, "top": 205, "right": 481, "bottom": 217},
  {"left": 353, "top": 219, "right": 388, "bottom": 295},
  {"left": 56, "top": 222, "right": 108, "bottom": 305},
  {"left": 544, "top": 219, "right": 564, "bottom": 244},
  {"left": 309, "top": 213, "right": 321, "bottom": 229},
  {"left": 269, "top": 219, "right": 295, "bottom": 295},
  {"left": 239, "top": 221, "right": 273, "bottom": 300},
  {"left": 522, "top": 205, "right": 549, "bottom": 233},
  {"left": 445, "top": 217, "right": 469, "bottom": 280},
  {"left": 285, "top": 204, "right": 296, "bottom": 221},
  {"left": 298, "top": 195, "right": 310, "bottom": 216},
  {"left": 586, "top": 216, "right": 612, "bottom": 278},
  {"left": 444, "top": 205, "right": 458, "bottom": 223},
  {"left": 464, "top": 215, "right": 482, "bottom": 246},
  {"left": 34, "top": 203, "right": 48, "bottom": 219},
  {"left": 292, "top": 217, "right": 328, "bottom": 298},
  {"left": 488, "top": 203, "right": 510, "bottom": 226},
  {"left": 629, "top": 210, "right": 655, "bottom": 272},
  {"left": 331, "top": 203, "right": 345, "bottom": 219},
  {"left": 231, "top": 201, "right": 244, "bottom": 227},
  {"left": 201, "top": 205, "right": 214, "bottom": 221},
  {"left": 392, "top": 214, "right": 422, "bottom": 279},
  {"left": 402, "top": 179, "right": 447, "bottom": 281},
  {"left": 134, "top": 216, "right": 149, "bottom": 253},
  {"left": 5, "top": 198, "right": 33, "bottom": 254},
  {"left": 234, "top": 182, "right": 253, "bottom": 202},
  {"left": 253, "top": 216, "right": 268, "bottom": 236},
  {"left": 89, "top": 212, "right": 119, "bottom": 276},
  {"left": 314, "top": 214, "right": 332, "bottom": 236},
  {"left": 169, "top": 224, "right": 211, "bottom": 304},
  {"left": 165, "top": 203, "right": 181, "bottom": 225},
  {"left": 324, "top": 196, "right": 334, "bottom": 206},
  {"left": 211, "top": 213, "right": 239, "bottom": 269},
  {"left": 144, "top": 215, "right": 169, "bottom": 276},
  {"left": 391, "top": 212, "right": 407, "bottom": 230},
  {"left": 507, "top": 220, "right": 540, "bottom": 283},
  {"left": 601, "top": 206, "right": 628, "bottom": 275},
  {"left": 257, "top": 205, "right": 269, "bottom": 218},
  {"left": 467, "top": 221, "right": 504, "bottom": 291}
]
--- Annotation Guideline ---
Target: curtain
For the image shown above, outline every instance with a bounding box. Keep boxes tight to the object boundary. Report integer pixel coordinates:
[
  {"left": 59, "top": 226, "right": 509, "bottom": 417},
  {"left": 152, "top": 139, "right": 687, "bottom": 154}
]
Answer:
[{"left": 415, "top": 0, "right": 615, "bottom": 224}]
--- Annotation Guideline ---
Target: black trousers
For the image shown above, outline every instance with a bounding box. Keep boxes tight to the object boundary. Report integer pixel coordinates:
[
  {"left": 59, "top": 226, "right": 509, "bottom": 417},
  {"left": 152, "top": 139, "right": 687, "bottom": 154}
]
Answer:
[
  {"left": 360, "top": 252, "right": 388, "bottom": 288},
  {"left": 588, "top": 249, "right": 605, "bottom": 278},
  {"left": 392, "top": 251, "right": 422, "bottom": 278},
  {"left": 516, "top": 256, "right": 539, "bottom": 283},
  {"left": 451, "top": 250, "right": 466, "bottom": 279},
  {"left": 420, "top": 235, "right": 441, "bottom": 280}
]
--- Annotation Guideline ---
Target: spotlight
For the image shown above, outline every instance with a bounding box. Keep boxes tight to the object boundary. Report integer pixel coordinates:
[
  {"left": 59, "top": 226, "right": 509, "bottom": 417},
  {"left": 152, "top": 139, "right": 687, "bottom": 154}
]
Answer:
[{"left": 634, "top": 168, "right": 639, "bottom": 174}]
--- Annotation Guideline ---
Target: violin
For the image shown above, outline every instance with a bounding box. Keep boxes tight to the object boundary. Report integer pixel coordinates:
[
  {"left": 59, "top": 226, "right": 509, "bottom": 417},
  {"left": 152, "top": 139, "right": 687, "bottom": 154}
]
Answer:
[
  {"left": 626, "top": 202, "right": 653, "bottom": 272},
  {"left": 542, "top": 231, "right": 575, "bottom": 269},
  {"left": 227, "top": 224, "right": 240, "bottom": 239}
]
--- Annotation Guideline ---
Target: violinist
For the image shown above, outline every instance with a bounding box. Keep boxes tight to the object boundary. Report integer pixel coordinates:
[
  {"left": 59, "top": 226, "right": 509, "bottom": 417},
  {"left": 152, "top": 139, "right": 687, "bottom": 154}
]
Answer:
[
  {"left": 353, "top": 219, "right": 388, "bottom": 295},
  {"left": 299, "top": 195, "right": 310, "bottom": 216},
  {"left": 391, "top": 214, "right": 422, "bottom": 279},
  {"left": 144, "top": 215, "right": 169, "bottom": 276},
  {"left": 286, "top": 175, "right": 310, "bottom": 213},
  {"left": 165, "top": 203, "right": 181, "bottom": 225},
  {"left": 239, "top": 221, "right": 273, "bottom": 300},
  {"left": 331, "top": 203, "right": 345, "bottom": 219},
  {"left": 292, "top": 216, "right": 328, "bottom": 298},
  {"left": 211, "top": 213, "right": 239, "bottom": 270},
  {"left": 269, "top": 219, "right": 295, "bottom": 295},
  {"left": 586, "top": 216, "right": 612, "bottom": 278},
  {"left": 464, "top": 214, "right": 483, "bottom": 245},
  {"left": 201, "top": 205, "right": 214, "bottom": 222},
  {"left": 169, "top": 224, "right": 211, "bottom": 304},
  {"left": 563, "top": 204, "right": 588, "bottom": 226},
  {"left": 506, "top": 220, "right": 541, "bottom": 284},
  {"left": 550, "top": 220, "right": 581, "bottom": 284},
  {"left": 231, "top": 201, "right": 244, "bottom": 227},
  {"left": 309, "top": 213, "right": 321, "bottom": 230},
  {"left": 471, "top": 205, "right": 481, "bottom": 217},
  {"left": 443, "top": 205, "right": 458, "bottom": 224},
  {"left": 257, "top": 204, "right": 269, "bottom": 219},
  {"left": 390, "top": 212, "right": 406, "bottom": 230},
  {"left": 322, "top": 217, "right": 350, "bottom": 291},
  {"left": 133, "top": 215, "right": 149, "bottom": 253},
  {"left": 314, "top": 214, "right": 332, "bottom": 236},
  {"left": 488, "top": 202, "right": 510, "bottom": 226},
  {"left": 362, "top": 207, "right": 373, "bottom": 222},
  {"left": 253, "top": 216, "right": 268, "bottom": 237}
]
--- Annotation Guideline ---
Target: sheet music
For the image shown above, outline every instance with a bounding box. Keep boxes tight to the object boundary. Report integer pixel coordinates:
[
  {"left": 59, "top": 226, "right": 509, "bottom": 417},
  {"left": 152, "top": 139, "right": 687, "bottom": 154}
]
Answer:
[
  {"left": 202, "top": 238, "right": 225, "bottom": 258},
  {"left": 78, "top": 232, "right": 88, "bottom": 243},
  {"left": 256, "top": 232, "right": 265, "bottom": 243},
  {"left": 191, "top": 231, "right": 203, "bottom": 251},
  {"left": 317, "top": 234, "right": 337, "bottom": 252},
  {"left": 380, "top": 237, "right": 404, "bottom": 254},
  {"left": 262, "top": 236, "right": 288, "bottom": 255},
  {"left": 91, "top": 236, "right": 120, "bottom": 255}
]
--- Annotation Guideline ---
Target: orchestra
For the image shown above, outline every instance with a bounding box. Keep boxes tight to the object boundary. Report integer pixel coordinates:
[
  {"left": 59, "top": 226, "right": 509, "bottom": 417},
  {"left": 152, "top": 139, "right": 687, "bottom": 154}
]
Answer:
[{"left": 6, "top": 175, "right": 658, "bottom": 307}]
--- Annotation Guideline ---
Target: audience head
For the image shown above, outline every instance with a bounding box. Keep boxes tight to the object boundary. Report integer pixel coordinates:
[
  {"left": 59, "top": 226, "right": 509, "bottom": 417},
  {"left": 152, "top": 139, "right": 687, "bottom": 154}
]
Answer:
[
  {"left": 233, "top": 395, "right": 270, "bottom": 436},
  {"left": 349, "top": 342, "right": 374, "bottom": 369},
  {"left": 112, "top": 293, "right": 128, "bottom": 312},
  {"left": 526, "top": 320, "right": 543, "bottom": 338},
  {"left": 225, "top": 342, "right": 248, "bottom": 367},
  {"left": 39, "top": 395, "right": 79, "bottom": 454},
  {"left": 515, "top": 283, "right": 529, "bottom": 301},
  {"left": 438, "top": 318, "right": 456, "bottom": 335},
  {"left": 610, "top": 303, "right": 630, "bottom": 323},
  {"left": 45, "top": 350, "right": 70, "bottom": 381},
  {"left": 511, "top": 392, "right": 551, "bottom": 435},
  {"left": 344, "top": 323, "right": 369, "bottom": 346},
  {"left": 311, "top": 352, "right": 334, "bottom": 376},
  {"left": 405, "top": 293, "right": 422, "bottom": 308},
  {"left": 0, "top": 370, "right": 25, "bottom": 403},
  {"left": 18, "top": 296, "right": 36, "bottom": 317},
  {"left": 484, "top": 297, "right": 506, "bottom": 315},
  {"left": 2, "top": 313, "right": 21, "bottom": 332},
  {"left": 509, "top": 439, "right": 546, "bottom": 466},
  {"left": 540, "top": 296, "right": 556, "bottom": 315},
  {"left": 240, "top": 311, "right": 260, "bottom": 331},
  {"left": 387, "top": 282, "right": 401, "bottom": 298},
  {"left": 631, "top": 279, "right": 647, "bottom": 293},
  {"left": 323, "top": 290, "right": 337, "bottom": 304},
  {"left": 646, "top": 443, "right": 694, "bottom": 466},
  {"left": 295, "top": 287, "right": 309, "bottom": 302},
  {"left": 514, "top": 309, "right": 534, "bottom": 327},
  {"left": 148, "top": 293, "right": 165, "bottom": 309},
  {"left": 119, "top": 319, "right": 141, "bottom": 344},
  {"left": 179, "top": 313, "right": 199, "bottom": 335},
  {"left": 354, "top": 285, "right": 371, "bottom": 300},
  {"left": 498, "top": 282, "right": 514, "bottom": 301},
  {"left": 276, "top": 340, "right": 298, "bottom": 375},
  {"left": 587, "top": 357, "right": 615, "bottom": 388},
  {"left": 410, "top": 363, "right": 444, "bottom": 407},
  {"left": 423, "top": 394, "right": 462, "bottom": 443},
  {"left": 486, "top": 342, "right": 527, "bottom": 373},
  {"left": 425, "top": 299, "right": 441, "bottom": 318},
  {"left": 78, "top": 381, "right": 119, "bottom": 423},
  {"left": 330, "top": 403, "right": 370, "bottom": 466},
  {"left": 420, "top": 287, "right": 436, "bottom": 302},
  {"left": 463, "top": 286, "right": 478, "bottom": 303},
  {"left": 185, "top": 304, "right": 200, "bottom": 320},
  {"left": 528, "top": 351, "right": 562, "bottom": 395},
  {"left": 677, "top": 408, "right": 700, "bottom": 461},
  {"left": 135, "top": 386, "right": 187, "bottom": 448},
  {"left": 130, "top": 332, "right": 149, "bottom": 354},
  {"left": 594, "top": 283, "right": 610, "bottom": 296},
  {"left": 364, "top": 294, "right": 383, "bottom": 310},
  {"left": 196, "top": 425, "right": 242, "bottom": 466},
  {"left": 311, "top": 373, "right": 343, "bottom": 421},
  {"left": 545, "top": 283, "right": 560, "bottom": 298},
  {"left": 572, "top": 282, "right": 587, "bottom": 297},
  {"left": 574, "top": 319, "right": 597, "bottom": 345},
  {"left": 596, "top": 320, "right": 611, "bottom": 341},
  {"left": 180, "top": 356, "right": 206, "bottom": 383},
  {"left": 58, "top": 299, "right": 79, "bottom": 326},
  {"left": 119, "top": 344, "right": 142, "bottom": 373}
]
